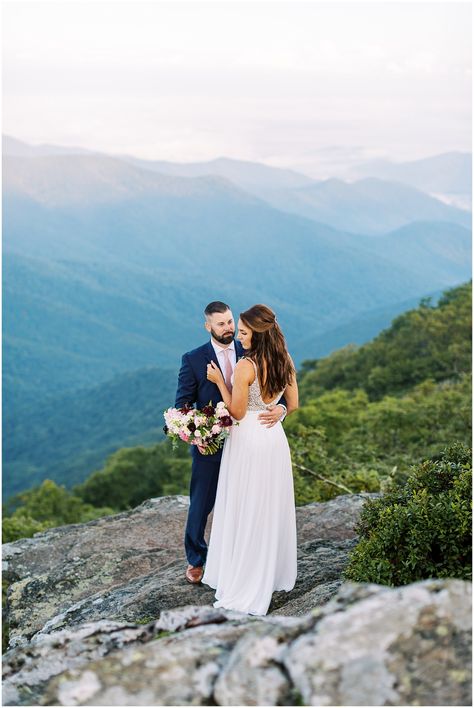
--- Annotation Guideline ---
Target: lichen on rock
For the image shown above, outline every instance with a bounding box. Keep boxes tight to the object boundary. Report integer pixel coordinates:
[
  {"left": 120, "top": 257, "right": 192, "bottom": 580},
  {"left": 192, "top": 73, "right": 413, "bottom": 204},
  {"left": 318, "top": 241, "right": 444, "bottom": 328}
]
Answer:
[{"left": 2, "top": 493, "right": 471, "bottom": 706}]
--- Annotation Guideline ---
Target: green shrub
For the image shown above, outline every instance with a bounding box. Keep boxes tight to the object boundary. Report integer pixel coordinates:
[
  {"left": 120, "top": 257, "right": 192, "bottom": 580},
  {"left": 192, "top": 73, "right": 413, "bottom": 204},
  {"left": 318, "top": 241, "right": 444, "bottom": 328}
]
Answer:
[
  {"left": 343, "top": 442, "right": 472, "bottom": 586},
  {"left": 2, "top": 479, "right": 115, "bottom": 543},
  {"left": 2, "top": 514, "right": 51, "bottom": 543},
  {"left": 74, "top": 441, "right": 191, "bottom": 510}
]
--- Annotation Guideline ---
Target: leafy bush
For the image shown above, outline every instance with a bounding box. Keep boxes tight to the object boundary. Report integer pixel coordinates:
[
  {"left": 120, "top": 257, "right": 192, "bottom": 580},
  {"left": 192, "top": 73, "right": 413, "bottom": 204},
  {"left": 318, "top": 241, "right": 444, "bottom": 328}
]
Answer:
[
  {"left": 2, "top": 514, "right": 51, "bottom": 543},
  {"left": 74, "top": 440, "right": 191, "bottom": 510},
  {"left": 286, "top": 373, "right": 471, "bottom": 503},
  {"left": 3, "top": 441, "right": 192, "bottom": 542},
  {"left": 2, "top": 479, "right": 115, "bottom": 543},
  {"left": 343, "top": 442, "right": 472, "bottom": 585},
  {"left": 288, "top": 422, "right": 382, "bottom": 504}
]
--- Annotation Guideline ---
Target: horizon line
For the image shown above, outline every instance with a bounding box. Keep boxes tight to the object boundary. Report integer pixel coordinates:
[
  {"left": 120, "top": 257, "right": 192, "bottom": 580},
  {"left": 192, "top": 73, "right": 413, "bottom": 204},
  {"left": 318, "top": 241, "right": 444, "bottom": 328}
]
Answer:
[{"left": 2, "top": 133, "right": 472, "bottom": 174}]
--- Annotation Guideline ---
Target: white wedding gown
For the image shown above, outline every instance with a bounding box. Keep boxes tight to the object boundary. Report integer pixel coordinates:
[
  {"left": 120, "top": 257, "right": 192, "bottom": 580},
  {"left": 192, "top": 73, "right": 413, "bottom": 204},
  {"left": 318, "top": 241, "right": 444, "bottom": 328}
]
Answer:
[{"left": 201, "top": 357, "right": 297, "bottom": 615}]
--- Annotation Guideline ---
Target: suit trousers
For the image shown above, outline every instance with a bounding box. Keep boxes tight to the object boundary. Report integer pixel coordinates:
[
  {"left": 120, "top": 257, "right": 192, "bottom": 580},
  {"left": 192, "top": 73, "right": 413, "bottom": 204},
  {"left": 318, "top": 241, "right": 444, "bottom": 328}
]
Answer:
[{"left": 184, "top": 451, "right": 221, "bottom": 567}]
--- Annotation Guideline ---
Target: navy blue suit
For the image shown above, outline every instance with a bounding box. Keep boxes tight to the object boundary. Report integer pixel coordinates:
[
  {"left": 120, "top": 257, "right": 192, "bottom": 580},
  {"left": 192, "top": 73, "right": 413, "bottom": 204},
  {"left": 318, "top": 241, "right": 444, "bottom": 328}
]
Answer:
[{"left": 175, "top": 339, "right": 245, "bottom": 566}]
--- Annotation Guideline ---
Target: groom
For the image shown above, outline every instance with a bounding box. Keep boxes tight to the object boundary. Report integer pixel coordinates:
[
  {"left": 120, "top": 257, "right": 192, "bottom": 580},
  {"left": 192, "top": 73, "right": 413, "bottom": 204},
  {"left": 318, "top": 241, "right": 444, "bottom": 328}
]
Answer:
[{"left": 175, "top": 300, "right": 287, "bottom": 584}]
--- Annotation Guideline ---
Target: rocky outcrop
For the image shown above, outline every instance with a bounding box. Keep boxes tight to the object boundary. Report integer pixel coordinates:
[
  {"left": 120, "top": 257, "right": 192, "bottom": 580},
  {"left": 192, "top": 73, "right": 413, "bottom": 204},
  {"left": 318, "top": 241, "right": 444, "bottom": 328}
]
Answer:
[
  {"left": 2, "top": 493, "right": 472, "bottom": 706},
  {"left": 2, "top": 493, "right": 374, "bottom": 647},
  {"left": 2, "top": 581, "right": 471, "bottom": 706}
]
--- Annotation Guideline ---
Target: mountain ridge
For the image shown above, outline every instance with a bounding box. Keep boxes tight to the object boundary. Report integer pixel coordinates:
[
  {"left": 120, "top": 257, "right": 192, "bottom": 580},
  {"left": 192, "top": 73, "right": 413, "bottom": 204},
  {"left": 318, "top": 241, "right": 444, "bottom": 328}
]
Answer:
[{"left": 3, "top": 153, "right": 260, "bottom": 207}]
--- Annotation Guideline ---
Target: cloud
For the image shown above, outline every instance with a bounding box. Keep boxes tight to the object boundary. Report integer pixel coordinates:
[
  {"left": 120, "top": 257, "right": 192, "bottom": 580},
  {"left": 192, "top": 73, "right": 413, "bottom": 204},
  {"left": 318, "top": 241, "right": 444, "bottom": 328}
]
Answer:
[{"left": 3, "top": 1, "right": 471, "bottom": 165}]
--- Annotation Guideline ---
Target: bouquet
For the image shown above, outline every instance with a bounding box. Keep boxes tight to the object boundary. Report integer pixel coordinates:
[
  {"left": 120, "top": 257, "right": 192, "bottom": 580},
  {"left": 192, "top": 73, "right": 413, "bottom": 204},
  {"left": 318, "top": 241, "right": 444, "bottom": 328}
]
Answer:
[{"left": 163, "top": 401, "right": 236, "bottom": 455}]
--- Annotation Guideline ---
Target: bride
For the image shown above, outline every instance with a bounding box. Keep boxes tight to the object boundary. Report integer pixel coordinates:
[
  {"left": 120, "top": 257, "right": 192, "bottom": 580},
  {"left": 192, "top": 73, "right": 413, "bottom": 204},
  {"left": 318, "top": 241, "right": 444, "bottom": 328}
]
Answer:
[{"left": 201, "top": 303, "right": 299, "bottom": 615}]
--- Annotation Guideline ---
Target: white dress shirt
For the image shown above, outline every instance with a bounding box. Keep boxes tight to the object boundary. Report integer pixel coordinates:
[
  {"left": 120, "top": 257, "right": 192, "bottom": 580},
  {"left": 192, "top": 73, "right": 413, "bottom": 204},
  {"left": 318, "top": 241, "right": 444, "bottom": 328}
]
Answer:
[{"left": 211, "top": 338, "right": 237, "bottom": 375}]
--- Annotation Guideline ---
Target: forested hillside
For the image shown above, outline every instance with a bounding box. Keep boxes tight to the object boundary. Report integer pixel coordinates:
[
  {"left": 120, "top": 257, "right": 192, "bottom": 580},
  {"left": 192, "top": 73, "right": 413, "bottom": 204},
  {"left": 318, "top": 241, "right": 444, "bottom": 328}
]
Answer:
[
  {"left": 4, "top": 367, "right": 177, "bottom": 498},
  {"left": 4, "top": 281, "right": 471, "bottom": 542},
  {"left": 298, "top": 281, "right": 471, "bottom": 400},
  {"left": 286, "top": 281, "right": 471, "bottom": 501}
]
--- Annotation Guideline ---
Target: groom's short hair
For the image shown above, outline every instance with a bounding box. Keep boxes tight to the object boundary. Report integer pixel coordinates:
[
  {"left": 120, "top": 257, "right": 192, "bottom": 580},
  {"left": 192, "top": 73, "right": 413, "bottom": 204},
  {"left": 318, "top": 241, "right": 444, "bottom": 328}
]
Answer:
[{"left": 204, "top": 301, "right": 231, "bottom": 317}]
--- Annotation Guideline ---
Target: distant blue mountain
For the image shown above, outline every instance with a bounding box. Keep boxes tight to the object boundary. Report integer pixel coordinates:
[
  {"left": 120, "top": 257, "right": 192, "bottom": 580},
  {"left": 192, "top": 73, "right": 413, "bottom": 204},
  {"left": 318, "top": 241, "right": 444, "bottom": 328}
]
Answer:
[
  {"left": 347, "top": 151, "right": 471, "bottom": 210},
  {"left": 354, "top": 221, "right": 472, "bottom": 282},
  {"left": 4, "top": 366, "right": 177, "bottom": 498},
  {"left": 3, "top": 134, "right": 98, "bottom": 158},
  {"left": 114, "top": 151, "right": 472, "bottom": 234},
  {"left": 253, "top": 177, "right": 471, "bottom": 235},
  {"left": 120, "top": 154, "right": 315, "bottom": 194},
  {"left": 3, "top": 140, "right": 472, "bottom": 499},
  {"left": 297, "top": 287, "right": 450, "bottom": 360},
  {"left": 5, "top": 153, "right": 470, "bottom": 390}
]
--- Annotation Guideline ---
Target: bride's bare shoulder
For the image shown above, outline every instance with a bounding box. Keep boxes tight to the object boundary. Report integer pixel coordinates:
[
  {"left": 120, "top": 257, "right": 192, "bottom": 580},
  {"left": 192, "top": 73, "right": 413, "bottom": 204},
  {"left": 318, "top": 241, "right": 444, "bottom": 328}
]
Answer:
[
  {"left": 236, "top": 357, "right": 254, "bottom": 371},
  {"left": 235, "top": 357, "right": 256, "bottom": 380}
]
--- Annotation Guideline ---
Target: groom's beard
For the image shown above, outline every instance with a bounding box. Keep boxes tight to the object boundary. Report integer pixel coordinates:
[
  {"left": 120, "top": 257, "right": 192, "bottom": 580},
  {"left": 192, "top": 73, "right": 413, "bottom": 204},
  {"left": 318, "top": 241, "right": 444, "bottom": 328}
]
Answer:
[{"left": 211, "top": 328, "right": 235, "bottom": 345}]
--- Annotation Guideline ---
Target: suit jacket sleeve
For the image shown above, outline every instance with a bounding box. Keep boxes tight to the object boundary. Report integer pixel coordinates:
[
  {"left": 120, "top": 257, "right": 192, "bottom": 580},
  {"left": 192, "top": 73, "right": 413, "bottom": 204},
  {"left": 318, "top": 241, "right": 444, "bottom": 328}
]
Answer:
[
  {"left": 175, "top": 353, "right": 198, "bottom": 408},
  {"left": 276, "top": 393, "right": 287, "bottom": 409}
]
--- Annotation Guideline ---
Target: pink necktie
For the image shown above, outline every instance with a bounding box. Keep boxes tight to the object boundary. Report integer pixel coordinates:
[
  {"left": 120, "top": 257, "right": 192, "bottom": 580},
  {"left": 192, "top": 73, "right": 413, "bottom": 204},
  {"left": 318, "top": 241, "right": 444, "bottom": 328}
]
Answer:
[{"left": 223, "top": 348, "right": 233, "bottom": 390}]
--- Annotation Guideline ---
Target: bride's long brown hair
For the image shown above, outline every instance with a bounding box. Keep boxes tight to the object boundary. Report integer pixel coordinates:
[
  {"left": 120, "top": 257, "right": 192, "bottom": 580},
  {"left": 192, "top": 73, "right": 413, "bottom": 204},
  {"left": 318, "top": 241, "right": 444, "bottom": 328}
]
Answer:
[{"left": 240, "top": 304, "right": 295, "bottom": 398}]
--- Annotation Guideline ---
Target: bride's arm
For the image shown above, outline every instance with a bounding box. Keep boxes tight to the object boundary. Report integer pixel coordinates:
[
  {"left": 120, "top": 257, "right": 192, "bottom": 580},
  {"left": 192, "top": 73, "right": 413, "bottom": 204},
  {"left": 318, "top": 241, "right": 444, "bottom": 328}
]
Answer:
[
  {"left": 282, "top": 355, "right": 299, "bottom": 416},
  {"left": 206, "top": 359, "right": 253, "bottom": 420}
]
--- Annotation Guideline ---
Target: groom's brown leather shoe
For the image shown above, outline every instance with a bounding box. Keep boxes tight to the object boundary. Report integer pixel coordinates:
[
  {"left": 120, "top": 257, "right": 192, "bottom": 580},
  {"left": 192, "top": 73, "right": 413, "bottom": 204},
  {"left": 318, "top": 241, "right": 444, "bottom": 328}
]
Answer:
[{"left": 185, "top": 564, "right": 204, "bottom": 584}]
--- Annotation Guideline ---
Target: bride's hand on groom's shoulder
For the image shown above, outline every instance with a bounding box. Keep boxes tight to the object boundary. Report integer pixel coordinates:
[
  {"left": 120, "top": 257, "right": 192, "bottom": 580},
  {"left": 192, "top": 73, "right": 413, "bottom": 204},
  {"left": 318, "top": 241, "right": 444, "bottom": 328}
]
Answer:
[{"left": 207, "top": 361, "right": 223, "bottom": 384}]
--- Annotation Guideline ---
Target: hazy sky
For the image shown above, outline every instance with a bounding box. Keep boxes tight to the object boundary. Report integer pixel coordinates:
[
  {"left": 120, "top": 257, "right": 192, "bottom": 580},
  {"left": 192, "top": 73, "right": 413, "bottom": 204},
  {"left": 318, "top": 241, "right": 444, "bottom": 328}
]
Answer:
[{"left": 2, "top": 0, "right": 472, "bottom": 175}]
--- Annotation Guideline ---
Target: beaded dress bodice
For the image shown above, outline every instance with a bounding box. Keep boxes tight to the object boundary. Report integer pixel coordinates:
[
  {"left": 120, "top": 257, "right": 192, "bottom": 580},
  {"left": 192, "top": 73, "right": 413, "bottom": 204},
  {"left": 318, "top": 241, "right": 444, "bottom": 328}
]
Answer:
[{"left": 239, "top": 356, "right": 284, "bottom": 411}]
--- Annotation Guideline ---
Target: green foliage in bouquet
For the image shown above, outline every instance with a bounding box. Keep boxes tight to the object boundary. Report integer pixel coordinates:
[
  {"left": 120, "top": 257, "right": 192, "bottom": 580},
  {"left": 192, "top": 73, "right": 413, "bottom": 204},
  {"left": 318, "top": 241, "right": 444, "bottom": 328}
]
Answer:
[{"left": 342, "top": 442, "right": 472, "bottom": 586}]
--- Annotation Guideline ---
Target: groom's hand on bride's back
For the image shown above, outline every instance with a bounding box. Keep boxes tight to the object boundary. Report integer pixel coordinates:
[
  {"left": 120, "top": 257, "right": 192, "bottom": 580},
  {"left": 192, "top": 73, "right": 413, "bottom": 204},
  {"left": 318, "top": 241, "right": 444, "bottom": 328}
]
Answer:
[{"left": 258, "top": 404, "right": 286, "bottom": 428}]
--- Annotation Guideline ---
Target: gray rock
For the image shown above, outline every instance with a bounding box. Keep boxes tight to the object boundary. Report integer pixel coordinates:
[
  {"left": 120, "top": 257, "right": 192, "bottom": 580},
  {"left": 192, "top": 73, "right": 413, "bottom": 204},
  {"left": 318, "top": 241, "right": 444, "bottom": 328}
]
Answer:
[
  {"left": 4, "top": 493, "right": 377, "bottom": 647},
  {"left": 295, "top": 492, "right": 378, "bottom": 542},
  {"left": 270, "top": 538, "right": 358, "bottom": 615},
  {"left": 42, "top": 619, "right": 252, "bottom": 706},
  {"left": 3, "top": 496, "right": 191, "bottom": 645},
  {"left": 212, "top": 615, "right": 316, "bottom": 706},
  {"left": 3, "top": 493, "right": 471, "bottom": 706},
  {"left": 3, "top": 579, "right": 468, "bottom": 707},
  {"left": 283, "top": 578, "right": 472, "bottom": 706},
  {"left": 2, "top": 619, "right": 156, "bottom": 706}
]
